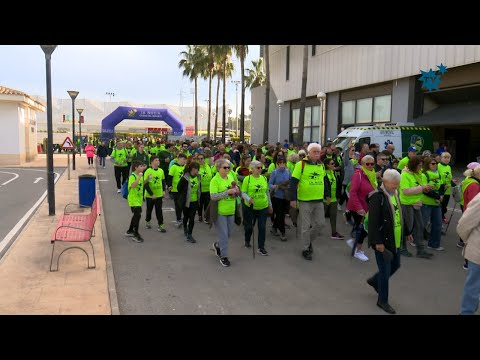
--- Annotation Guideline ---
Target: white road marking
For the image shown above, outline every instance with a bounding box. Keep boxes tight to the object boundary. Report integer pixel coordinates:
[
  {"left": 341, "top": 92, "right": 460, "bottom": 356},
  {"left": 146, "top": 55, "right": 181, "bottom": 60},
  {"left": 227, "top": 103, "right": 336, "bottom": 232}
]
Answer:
[
  {"left": 0, "top": 170, "right": 62, "bottom": 255},
  {"left": 98, "top": 179, "right": 109, "bottom": 182},
  {"left": 33, "top": 177, "right": 43, "bottom": 184},
  {"left": 0, "top": 171, "right": 19, "bottom": 186}
]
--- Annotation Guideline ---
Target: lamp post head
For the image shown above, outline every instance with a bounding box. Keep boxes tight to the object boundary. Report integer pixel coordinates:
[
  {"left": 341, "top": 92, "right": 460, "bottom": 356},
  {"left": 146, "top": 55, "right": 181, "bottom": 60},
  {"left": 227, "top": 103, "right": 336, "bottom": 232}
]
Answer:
[
  {"left": 77, "top": 108, "right": 84, "bottom": 115},
  {"left": 277, "top": 100, "right": 284, "bottom": 106},
  {"left": 249, "top": 105, "right": 254, "bottom": 111},
  {"left": 67, "top": 90, "right": 79, "bottom": 100},
  {"left": 40, "top": 45, "right": 57, "bottom": 57},
  {"left": 317, "top": 91, "right": 326, "bottom": 100}
]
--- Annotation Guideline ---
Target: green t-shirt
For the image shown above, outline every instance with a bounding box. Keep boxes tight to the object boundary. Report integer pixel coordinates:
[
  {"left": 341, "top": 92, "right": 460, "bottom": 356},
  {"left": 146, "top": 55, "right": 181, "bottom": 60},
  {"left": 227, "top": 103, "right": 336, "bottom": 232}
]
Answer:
[
  {"left": 144, "top": 167, "right": 165, "bottom": 198},
  {"left": 168, "top": 164, "right": 185, "bottom": 193},
  {"left": 267, "top": 162, "right": 276, "bottom": 174},
  {"left": 391, "top": 195, "right": 401, "bottom": 248},
  {"left": 241, "top": 175, "right": 269, "bottom": 210},
  {"left": 399, "top": 171, "right": 425, "bottom": 205},
  {"left": 199, "top": 164, "right": 213, "bottom": 193},
  {"left": 111, "top": 148, "right": 129, "bottom": 167},
  {"left": 210, "top": 173, "right": 236, "bottom": 216},
  {"left": 292, "top": 160, "right": 326, "bottom": 201},
  {"left": 324, "top": 170, "right": 337, "bottom": 203},
  {"left": 190, "top": 176, "right": 199, "bottom": 202},
  {"left": 287, "top": 161, "right": 296, "bottom": 173},
  {"left": 397, "top": 156, "right": 409, "bottom": 171},
  {"left": 421, "top": 171, "right": 441, "bottom": 206},
  {"left": 438, "top": 163, "right": 452, "bottom": 195},
  {"left": 128, "top": 173, "right": 144, "bottom": 207},
  {"left": 287, "top": 149, "right": 296, "bottom": 156}
]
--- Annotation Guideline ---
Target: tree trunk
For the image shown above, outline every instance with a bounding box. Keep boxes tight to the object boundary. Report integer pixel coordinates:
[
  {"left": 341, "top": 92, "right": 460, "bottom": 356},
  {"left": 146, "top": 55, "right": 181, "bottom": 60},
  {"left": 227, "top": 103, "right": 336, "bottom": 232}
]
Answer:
[
  {"left": 214, "top": 74, "right": 220, "bottom": 140},
  {"left": 194, "top": 77, "right": 198, "bottom": 136},
  {"left": 240, "top": 47, "right": 245, "bottom": 143},
  {"left": 221, "top": 63, "right": 226, "bottom": 144},
  {"left": 207, "top": 70, "right": 212, "bottom": 140},
  {"left": 298, "top": 45, "right": 309, "bottom": 144},
  {"left": 263, "top": 45, "right": 270, "bottom": 144}
]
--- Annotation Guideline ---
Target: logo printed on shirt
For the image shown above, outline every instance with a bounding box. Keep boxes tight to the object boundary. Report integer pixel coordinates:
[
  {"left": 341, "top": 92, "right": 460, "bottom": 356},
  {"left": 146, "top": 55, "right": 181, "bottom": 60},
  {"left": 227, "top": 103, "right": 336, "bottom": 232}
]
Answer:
[{"left": 191, "top": 179, "right": 197, "bottom": 187}]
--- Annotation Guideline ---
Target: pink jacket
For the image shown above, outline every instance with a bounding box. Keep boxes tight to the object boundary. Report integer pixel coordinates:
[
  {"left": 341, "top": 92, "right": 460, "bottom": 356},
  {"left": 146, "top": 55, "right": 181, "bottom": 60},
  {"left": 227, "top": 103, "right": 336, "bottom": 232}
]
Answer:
[
  {"left": 85, "top": 145, "right": 96, "bottom": 158},
  {"left": 347, "top": 168, "right": 375, "bottom": 213}
]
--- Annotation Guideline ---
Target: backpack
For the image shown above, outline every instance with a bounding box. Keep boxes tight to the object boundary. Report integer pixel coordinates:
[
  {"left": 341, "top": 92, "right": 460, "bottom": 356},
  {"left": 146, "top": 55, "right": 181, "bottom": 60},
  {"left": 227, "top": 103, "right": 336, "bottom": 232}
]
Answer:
[{"left": 122, "top": 180, "right": 129, "bottom": 199}]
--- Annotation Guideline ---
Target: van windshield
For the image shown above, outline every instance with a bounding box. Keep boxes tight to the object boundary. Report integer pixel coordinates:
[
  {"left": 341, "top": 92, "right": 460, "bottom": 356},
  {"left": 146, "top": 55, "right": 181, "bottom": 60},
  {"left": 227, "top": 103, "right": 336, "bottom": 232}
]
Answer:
[{"left": 332, "top": 137, "right": 355, "bottom": 150}]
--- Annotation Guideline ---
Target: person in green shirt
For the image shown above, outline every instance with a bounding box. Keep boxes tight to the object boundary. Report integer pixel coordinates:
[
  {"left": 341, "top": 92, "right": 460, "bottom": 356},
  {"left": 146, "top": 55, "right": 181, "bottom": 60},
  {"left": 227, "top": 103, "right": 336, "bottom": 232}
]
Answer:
[
  {"left": 287, "top": 153, "right": 299, "bottom": 174},
  {"left": 289, "top": 143, "right": 331, "bottom": 261},
  {"left": 366, "top": 169, "right": 410, "bottom": 314},
  {"left": 210, "top": 159, "right": 240, "bottom": 267},
  {"left": 399, "top": 156, "right": 434, "bottom": 259},
  {"left": 197, "top": 154, "right": 213, "bottom": 223},
  {"left": 144, "top": 156, "right": 167, "bottom": 233},
  {"left": 177, "top": 161, "right": 201, "bottom": 243},
  {"left": 111, "top": 141, "right": 129, "bottom": 193},
  {"left": 131, "top": 143, "right": 150, "bottom": 171},
  {"left": 167, "top": 153, "right": 187, "bottom": 226},
  {"left": 241, "top": 160, "right": 273, "bottom": 255},
  {"left": 323, "top": 159, "right": 344, "bottom": 240},
  {"left": 438, "top": 152, "right": 453, "bottom": 222},
  {"left": 397, "top": 146, "right": 417, "bottom": 171},
  {"left": 125, "top": 160, "right": 147, "bottom": 243}
]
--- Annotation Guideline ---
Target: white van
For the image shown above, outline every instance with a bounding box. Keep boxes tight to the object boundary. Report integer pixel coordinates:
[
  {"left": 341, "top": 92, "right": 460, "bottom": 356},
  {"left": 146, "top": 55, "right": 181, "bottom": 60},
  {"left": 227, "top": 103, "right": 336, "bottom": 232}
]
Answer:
[{"left": 332, "top": 125, "right": 433, "bottom": 159}]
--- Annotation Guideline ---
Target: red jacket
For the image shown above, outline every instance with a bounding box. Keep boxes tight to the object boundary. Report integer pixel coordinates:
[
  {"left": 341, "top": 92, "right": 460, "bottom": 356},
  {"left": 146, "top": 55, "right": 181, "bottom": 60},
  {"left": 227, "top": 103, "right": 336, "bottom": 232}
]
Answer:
[
  {"left": 464, "top": 181, "right": 480, "bottom": 210},
  {"left": 347, "top": 168, "right": 375, "bottom": 213}
]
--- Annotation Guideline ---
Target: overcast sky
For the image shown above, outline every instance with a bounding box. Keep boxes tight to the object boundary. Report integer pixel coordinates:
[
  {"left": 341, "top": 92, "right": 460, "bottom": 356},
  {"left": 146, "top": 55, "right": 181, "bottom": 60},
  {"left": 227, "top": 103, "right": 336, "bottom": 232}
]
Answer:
[{"left": 0, "top": 45, "right": 260, "bottom": 113}]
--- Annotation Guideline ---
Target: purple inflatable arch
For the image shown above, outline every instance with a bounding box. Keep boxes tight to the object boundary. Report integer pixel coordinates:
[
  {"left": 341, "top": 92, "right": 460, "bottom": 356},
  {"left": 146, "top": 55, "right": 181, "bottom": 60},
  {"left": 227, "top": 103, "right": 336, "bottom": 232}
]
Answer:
[{"left": 101, "top": 106, "right": 185, "bottom": 140}]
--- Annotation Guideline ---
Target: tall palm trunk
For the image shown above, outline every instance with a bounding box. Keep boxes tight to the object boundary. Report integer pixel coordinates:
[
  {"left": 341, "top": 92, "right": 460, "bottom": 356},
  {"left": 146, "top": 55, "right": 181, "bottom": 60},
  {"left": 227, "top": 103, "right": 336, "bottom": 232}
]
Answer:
[
  {"left": 298, "top": 45, "right": 308, "bottom": 144},
  {"left": 263, "top": 45, "right": 270, "bottom": 143},
  {"left": 222, "top": 61, "right": 227, "bottom": 144},
  {"left": 214, "top": 74, "right": 220, "bottom": 141},
  {"left": 240, "top": 47, "right": 246, "bottom": 143},
  {"left": 194, "top": 77, "right": 198, "bottom": 136},
  {"left": 207, "top": 69, "right": 213, "bottom": 140}
]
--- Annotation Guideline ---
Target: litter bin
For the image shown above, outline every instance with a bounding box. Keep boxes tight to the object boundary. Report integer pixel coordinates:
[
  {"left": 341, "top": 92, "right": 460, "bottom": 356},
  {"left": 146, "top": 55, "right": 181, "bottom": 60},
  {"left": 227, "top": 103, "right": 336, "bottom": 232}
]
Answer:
[{"left": 78, "top": 174, "right": 96, "bottom": 207}]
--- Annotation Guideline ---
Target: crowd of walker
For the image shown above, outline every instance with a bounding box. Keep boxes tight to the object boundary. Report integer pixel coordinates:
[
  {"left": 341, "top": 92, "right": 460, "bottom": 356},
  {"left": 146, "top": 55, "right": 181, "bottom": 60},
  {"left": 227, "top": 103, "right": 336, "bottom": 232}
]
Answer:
[{"left": 83, "top": 136, "right": 480, "bottom": 315}]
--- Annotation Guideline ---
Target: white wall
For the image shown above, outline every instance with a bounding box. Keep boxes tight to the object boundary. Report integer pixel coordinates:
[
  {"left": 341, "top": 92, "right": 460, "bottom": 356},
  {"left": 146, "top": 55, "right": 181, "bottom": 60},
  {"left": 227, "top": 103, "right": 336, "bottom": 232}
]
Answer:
[{"left": 0, "top": 103, "right": 20, "bottom": 154}]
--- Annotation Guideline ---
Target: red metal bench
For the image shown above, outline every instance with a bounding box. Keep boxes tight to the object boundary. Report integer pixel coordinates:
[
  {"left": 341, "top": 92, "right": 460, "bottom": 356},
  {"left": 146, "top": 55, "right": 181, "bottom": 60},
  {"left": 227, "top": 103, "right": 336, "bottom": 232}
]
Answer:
[{"left": 50, "top": 195, "right": 101, "bottom": 272}]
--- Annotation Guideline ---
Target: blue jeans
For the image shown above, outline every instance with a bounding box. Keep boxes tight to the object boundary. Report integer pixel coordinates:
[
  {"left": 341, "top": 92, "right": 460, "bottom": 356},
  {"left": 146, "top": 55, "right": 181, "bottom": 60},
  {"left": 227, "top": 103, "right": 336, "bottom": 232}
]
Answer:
[
  {"left": 421, "top": 205, "right": 442, "bottom": 248},
  {"left": 461, "top": 260, "right": 480, "bottom": 315},
  {"left": 243, "top": 205, "right": 268, "bottom": 250},
  {"left": 215, "top": 215, "right": 234, "bottom": 258},
  {"left": 371, "top": 248, "right": 401, "bottom": 304},
  {"left": 99, "top": 156, "right": 106, "bottom": 167}
]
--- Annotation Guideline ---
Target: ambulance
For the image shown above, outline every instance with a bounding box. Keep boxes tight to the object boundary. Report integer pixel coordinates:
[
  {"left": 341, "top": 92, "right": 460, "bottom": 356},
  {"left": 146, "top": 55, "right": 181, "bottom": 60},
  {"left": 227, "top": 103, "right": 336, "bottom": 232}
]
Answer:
[{"left": 332, "top": 124, "right": 433, "bottom": 158}]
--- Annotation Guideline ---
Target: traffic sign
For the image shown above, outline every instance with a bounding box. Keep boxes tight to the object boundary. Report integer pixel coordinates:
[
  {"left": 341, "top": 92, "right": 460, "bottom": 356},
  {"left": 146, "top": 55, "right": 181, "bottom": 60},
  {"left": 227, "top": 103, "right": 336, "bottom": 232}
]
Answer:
[{"left": 61, "top": 136, "right": 75, "bottom": 150}]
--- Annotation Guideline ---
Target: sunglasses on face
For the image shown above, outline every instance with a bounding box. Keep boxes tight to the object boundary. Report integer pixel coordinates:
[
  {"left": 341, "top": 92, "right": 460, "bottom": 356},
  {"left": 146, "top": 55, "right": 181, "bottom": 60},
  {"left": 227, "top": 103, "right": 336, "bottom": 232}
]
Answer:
[
  {"left": 365, "top": 163, "right": 374, "bottom": 166},
  {"left": 255, "top": 166, "right": 262, "bottom": 169},
  {"left": 222, "top": 166, "right": 230, "bottom": 170},
  {"left": 431, "top": 162, "right": 437, "bottom": 165}
]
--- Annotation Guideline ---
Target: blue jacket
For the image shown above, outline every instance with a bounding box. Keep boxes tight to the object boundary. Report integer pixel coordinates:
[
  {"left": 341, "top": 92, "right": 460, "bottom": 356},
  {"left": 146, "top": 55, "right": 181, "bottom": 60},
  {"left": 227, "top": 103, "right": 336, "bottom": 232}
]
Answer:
[{"left": 268, "top": 167, "right": 291, "bottom": 199}]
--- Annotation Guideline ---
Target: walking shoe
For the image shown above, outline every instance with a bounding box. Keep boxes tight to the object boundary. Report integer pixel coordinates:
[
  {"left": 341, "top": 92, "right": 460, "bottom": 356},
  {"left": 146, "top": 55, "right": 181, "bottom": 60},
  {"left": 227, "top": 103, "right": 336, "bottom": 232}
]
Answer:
[
  {"left": 457, "top": 240, "right": 465, "bottom": 248},
  {"left": 204, "top": 219, "right": 209, "bottom": 224},
  {"left": 463, "top": 262, "right": 468, "bottom": 270},
  {"left": 367, "top": 277, "right": 378, "bottom": 294},
  {"left": 257, "top": 248, "right": 268, "bottom": 256},
  {"left": 284, "top": 224, "right": 291, "bottom": 229},
  {"left": 399, "top": 248, "right": 413, "bottom": 257},
  {"left": 132, "top": 234, "right": 144, "bottom": 243},
  {"left": 442, "top": 218, "right": 449, "bottom": 223},
  {"left": 125, "top": 230, "right": 135, "bottom": 237},
  {"left": 145, "top": 221, "right": 151, "bottom": 229},
  {"left": 186, "top": 234, "right": 197, "bottom": 243},
  {"left": 409, "top": 241, "right": 416, "bottom": 247},
  {"left": 176, "top": 220, "right": 183, "bottom": 228},
  {"left": 184, "top": 228, "right": 188, "bottom": 237},
  {"left": 331, "top": 232, "right": 345, "bottom": 240},
  {"left": 427, "top": 246, "right": 445, "bottom": 251},
  {"left": 308, "top": 243, "right": 314, "bottom": 254},
  {"left": 354, "top": 249, "right": 369, "bottom": 262},
  {"left": 270, "top": 228, "right": 279, "bottom": 236},
  {"left": 416, "top": 250, "right": 433, "bottom": 259},
  {"left": 346, "top": 238, "right": 354, "bottom": 249},
  {"left": 158, "top": 224, "right": 167, "bottom": 233},
  {"left": 213, "top": 242, "right": 221, "bottom": 258},
  {"left": 117, "top": 189, "right": 121, "bottom": 193},
  {"left": 302, "top": 250, "right": 312, "bottom": 260},
  {"left": 244, "top": 242, "right": 251, "bottom": 248},
  {"left": 377, "top": 301, "right": 396, "bottom": 314},
  {"left": 280, "top": 233, "right": 287, "bottom": 241},
  {"left": 199, "top": 216, "right": 203, "bottom": 223},
  {"left": 337, "top": 203, "right": 343, "bottom": 211},
  {"left": 220, "top": 257, "right": 230, "bottom": 267},
  {"left": 103, "top": 166, "right": 106, "bottom": 169}
]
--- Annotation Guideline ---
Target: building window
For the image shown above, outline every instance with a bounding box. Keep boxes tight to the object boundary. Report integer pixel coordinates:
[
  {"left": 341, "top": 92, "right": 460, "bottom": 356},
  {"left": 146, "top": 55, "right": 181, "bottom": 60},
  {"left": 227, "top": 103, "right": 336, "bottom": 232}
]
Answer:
[
  {"left": 286, "top": 46, "right": 290, "bottom": 81},
  {"left": 291, "top": 106, "right": 321, "bottom": 143},
  {"left": 312, "top": 45, "right": 316, "bottom": 56},
  {"left": 341, "top": 101, "right": 355, "bottom": 125},
  {"left": 373, "top": 95, "right": 391, "bottom": 123},
  {"left": 356, "top": 98, "right": 373, "bottom": 124}
]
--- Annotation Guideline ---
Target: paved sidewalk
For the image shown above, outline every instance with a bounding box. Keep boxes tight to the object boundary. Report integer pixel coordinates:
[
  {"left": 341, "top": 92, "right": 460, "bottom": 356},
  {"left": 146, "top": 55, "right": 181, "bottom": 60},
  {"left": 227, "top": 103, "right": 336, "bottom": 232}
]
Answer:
[{"left": 0, "top": 154, "right": 112, "bottom": 314}]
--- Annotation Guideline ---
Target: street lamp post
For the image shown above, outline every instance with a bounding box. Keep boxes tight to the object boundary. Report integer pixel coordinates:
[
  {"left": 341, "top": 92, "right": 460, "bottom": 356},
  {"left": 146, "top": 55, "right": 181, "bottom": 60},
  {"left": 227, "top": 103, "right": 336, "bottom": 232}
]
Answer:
[
  {"left": 276, "top": 100, "right": 284, "bottom": 143},
  {"left": 317, "top": 92, "right": 327, "bottom": 145},
  {"left": 232, "top": 80, "right": 240, "bottom": 137},
  {"left": 40, "top": 45, "right": 57, "bottom": 216},
  {"left": 77, "top": 108, "right": 84, "bottom": 156},
  {"left": 67, "top": 90, "right": 79, "bottom": 170}
]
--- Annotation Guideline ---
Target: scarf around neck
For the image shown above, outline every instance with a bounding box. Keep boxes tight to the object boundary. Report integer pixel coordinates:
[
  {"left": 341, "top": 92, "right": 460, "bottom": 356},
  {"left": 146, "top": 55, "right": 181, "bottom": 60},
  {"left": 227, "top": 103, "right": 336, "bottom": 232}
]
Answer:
[{"left": 362, "top": 166, "right": 378, "bottom": 189}]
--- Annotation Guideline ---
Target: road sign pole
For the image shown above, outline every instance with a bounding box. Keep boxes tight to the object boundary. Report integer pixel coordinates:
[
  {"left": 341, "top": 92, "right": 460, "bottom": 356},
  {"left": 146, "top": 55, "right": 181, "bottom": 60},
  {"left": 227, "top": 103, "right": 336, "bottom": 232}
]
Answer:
[{"left": 67, "top": 152, "right": 70, "bottom": 180}]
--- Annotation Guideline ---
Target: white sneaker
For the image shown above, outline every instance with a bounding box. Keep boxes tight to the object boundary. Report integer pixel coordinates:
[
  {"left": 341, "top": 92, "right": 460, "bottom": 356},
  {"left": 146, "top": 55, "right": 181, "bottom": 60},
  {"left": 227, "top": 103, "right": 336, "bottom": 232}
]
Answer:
[
  {"left": 117, "top": 189, "right": 121, "bottom": 193},
  {"left": 427, "top": 246, "right": 445, "bottom": 251},
  {"left": 337, "top": 203, "right": 342, "bottom": 211},
  {"left": 354, "top": 249, "right": 369, "bottom": 262},
  {"left": 346, "top": 238, "right": 354, "bottom": 249}
]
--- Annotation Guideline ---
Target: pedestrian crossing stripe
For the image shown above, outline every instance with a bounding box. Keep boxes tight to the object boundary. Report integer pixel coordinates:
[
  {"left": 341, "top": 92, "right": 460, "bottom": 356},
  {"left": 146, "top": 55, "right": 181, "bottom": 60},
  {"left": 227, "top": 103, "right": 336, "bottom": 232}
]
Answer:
[{"left": 62, "top": 137, "right": 74, "bottom": 149}]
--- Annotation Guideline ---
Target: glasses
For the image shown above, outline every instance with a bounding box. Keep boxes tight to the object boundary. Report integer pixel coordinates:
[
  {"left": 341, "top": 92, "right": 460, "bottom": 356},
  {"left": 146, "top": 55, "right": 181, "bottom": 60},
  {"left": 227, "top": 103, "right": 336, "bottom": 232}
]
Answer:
[
  {"left": 430, "top": 162, "right": 437, "bottom": 165},
  {"left": 365, "top": 163, "right": 374, "bottom": 166},
  {"left": 255, "top": 166, "right": 262, "bottom": 169},
  {"left": 222, "top": 166, "right": 231, "bottom": 170}
]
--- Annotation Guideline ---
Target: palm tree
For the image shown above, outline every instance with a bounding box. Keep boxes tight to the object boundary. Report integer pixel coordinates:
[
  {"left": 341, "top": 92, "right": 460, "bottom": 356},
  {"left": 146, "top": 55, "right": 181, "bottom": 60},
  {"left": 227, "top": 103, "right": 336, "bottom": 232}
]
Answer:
[
  {"left": 178, "top": 45, "right": 202, "bottom": 136},
  {"left": 213, "top": 63, "right": 221, "bottom": 141},
  {"left": 198, "top": 45, "right": 218, "bottom": 140},
  {"left": 233, "top": 45, "right": 248, "bottom": 142},
  {"left": 245, "top": 58, "right": 265, "bottom": 89},
  {"left": 298, "top": 45, "right": 309, "bottom": 144},
  {"left": 263, "top": 45, "right": 270, "bottom": 143},
  {"left": 222, "top": 53, "right": 234, "bottom": 143}
]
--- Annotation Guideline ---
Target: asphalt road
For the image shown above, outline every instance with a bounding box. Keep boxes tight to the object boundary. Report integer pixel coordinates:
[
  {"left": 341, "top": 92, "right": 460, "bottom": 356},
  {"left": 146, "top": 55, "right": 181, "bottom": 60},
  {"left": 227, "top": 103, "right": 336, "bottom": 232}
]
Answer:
[
  {"left": 0, "top": 167, "right": 64, "bottom": 256},
  {"left": 98, "top": 161, "right": 471, "bottom": 315}
]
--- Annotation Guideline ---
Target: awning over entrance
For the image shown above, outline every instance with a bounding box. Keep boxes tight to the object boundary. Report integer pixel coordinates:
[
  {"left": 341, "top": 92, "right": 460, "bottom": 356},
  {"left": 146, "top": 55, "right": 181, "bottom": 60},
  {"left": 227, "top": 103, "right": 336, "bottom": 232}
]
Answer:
[{"left": 414, "top": 102, "right": 480, "bottom": 126}]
